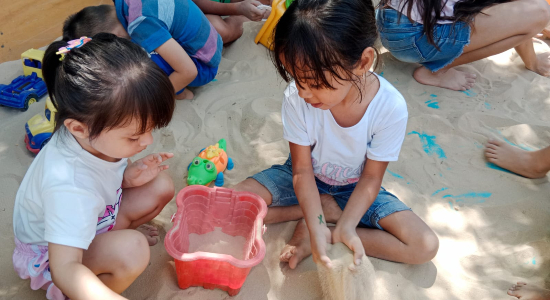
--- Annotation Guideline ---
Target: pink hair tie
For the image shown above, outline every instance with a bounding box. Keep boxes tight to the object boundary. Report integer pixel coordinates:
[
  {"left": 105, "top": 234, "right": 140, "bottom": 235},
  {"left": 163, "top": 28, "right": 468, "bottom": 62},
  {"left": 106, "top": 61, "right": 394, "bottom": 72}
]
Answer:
[{"left": 56, "top": 36, "right": 92, "bottom": 61}]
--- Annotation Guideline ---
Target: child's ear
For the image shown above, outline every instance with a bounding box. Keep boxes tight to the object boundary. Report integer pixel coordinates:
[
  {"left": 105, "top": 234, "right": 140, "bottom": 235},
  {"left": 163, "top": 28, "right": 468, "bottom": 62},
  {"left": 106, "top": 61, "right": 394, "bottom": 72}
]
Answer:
[
  {"left": 64, "top": 119, "right": 90, "bottom": 140},
  {"left": 358, "top": 47, "right": 376, "bottom": 75}
]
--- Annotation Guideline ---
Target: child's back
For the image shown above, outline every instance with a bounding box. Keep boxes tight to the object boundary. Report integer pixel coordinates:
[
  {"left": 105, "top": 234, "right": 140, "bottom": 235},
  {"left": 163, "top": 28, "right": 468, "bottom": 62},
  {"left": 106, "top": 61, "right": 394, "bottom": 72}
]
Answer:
[{"left": 114, "top": 0, "right": 222, "bottom": 68}]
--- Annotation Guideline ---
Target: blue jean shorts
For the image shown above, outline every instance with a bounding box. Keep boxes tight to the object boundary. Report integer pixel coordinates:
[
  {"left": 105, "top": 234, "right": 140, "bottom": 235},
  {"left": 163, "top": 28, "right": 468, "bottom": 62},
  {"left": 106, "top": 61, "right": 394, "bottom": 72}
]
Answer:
[
  {"left": 150, "top": 53, "right": 218, "bottom": 95},
  {"left": 250, "top": 156, "right": 411, "bottom": 230},
  {"left": 376, "top": 8, "right": 471, "bottom": 72}
]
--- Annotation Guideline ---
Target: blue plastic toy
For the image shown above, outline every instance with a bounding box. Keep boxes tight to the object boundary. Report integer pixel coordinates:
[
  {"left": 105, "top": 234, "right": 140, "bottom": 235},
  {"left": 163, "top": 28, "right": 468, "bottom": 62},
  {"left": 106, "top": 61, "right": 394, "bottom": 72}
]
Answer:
[{"left": 0, "top": 73, "right": 47, "bottom": 111}]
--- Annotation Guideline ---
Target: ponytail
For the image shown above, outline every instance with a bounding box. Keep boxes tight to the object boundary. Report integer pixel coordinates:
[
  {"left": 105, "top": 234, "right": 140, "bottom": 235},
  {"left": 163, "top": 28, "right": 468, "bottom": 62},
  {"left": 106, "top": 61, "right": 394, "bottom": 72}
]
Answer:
[{"left": 42, "top": 40, "right": 69, "bottom": 109}]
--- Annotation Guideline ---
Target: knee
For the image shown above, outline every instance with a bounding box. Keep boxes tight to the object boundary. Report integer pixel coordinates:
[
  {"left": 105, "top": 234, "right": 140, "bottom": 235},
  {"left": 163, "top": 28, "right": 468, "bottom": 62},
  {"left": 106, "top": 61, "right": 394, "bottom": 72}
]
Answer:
[
  {"left": 153, "top": 172, "right": 175, "bottom": 207},
  {"left": 525, "top": 0, "right": 550, "bottom": 29},
  {"left": 233, "top": 178, "right": 272, "bottom": 206},
  {"left": 218, "top": 23, "right": 244, "bottom": 44},
  {"left": 115, "top": 230, "right": 150, "bottom": 276},
  {"left": 409, "top": 230, "right": 439, "bottom": 264}
]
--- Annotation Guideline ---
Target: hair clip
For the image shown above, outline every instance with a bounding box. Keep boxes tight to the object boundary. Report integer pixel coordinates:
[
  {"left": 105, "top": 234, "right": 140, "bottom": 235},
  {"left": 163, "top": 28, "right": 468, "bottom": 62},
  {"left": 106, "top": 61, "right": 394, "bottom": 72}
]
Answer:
[{"left": 56, "top": 36, "right": 92, "bottom": 61}]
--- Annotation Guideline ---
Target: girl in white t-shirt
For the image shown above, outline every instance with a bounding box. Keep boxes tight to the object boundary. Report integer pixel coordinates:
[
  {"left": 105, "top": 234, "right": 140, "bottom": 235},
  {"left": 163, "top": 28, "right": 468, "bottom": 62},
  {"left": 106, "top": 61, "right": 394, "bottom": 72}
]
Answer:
[
  {"left": 13, "top": 33, "right": 176, "bottom": 300},
  {"left": 235, "top": 0, "right": 438, "bottom": 269},
  {"left": 377, "top": 0, "right": 550, "bottom": 91}
]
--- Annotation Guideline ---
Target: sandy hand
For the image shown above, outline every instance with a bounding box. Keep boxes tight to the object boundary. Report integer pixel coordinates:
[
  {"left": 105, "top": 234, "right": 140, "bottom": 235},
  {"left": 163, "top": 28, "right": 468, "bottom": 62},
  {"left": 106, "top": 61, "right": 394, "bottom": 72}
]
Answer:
[
  {"left": 238, "top": 0, "right": 264, "bottom": 21},
  {"left": 332, "top": 225, "right": 364, "bottom": 266},
  {"left": 123, "top": 153, "right": 173, "bottom": 188}
]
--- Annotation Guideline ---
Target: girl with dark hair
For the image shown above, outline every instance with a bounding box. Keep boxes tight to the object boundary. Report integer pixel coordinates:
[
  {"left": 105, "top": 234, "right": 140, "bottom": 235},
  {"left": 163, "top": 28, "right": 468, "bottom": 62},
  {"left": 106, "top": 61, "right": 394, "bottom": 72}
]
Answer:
[
  {"left": 234, "top": 0, "right": 438, "bottom": 269},
  {"left": 12, "top": 33, "right": 176, "bottom": 300},
  {"left": 378, "top": 0, "right": 550, "bottom": 91}
]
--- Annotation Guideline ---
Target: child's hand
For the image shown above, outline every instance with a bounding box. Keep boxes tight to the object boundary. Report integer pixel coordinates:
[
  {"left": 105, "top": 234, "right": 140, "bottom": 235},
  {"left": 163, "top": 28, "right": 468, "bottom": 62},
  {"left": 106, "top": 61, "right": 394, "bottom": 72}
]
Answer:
[
  {"left": 123, "top": 153, "right": 173, "bottom": 188},
  {"left": 237, "top": 0, "right": 264, "bottom": 21},
  {"left": 332, "top": 225, "right": 365, "bottom": 266},
  {"left": 309, "top": 225, "right": 333, "bottom": 268}
]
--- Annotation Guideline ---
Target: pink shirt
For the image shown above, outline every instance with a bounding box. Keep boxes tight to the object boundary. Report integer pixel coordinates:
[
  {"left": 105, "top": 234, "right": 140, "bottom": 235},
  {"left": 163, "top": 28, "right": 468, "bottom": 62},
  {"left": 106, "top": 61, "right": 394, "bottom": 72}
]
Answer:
[{"left": 388, "top": 0, "right": 459, "bottom": 24}]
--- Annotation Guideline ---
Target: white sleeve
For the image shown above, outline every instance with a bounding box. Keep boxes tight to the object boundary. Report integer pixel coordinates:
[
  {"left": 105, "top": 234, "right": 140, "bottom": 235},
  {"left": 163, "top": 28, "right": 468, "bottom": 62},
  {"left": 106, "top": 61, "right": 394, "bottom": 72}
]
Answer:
[
  {"left": 43, "top": 188, "right": 104, "bottom": 249},
  {"left": 367, "top": 103, "right": 408, "bottom": 162},
  {"left": 282, "top": 92, "right": 310, "bottom": 146}
]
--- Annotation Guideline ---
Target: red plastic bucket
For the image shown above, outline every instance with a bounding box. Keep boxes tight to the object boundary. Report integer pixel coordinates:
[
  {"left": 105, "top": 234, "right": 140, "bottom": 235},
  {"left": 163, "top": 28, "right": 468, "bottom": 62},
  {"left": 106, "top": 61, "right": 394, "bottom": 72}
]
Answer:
[{"left": 165, "top": 186, "right": 267, "bottom": 296}]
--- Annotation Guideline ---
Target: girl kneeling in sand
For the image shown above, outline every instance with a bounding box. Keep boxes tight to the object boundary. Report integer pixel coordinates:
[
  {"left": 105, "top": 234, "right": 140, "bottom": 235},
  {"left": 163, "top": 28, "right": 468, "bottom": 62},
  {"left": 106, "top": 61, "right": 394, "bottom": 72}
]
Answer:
[
  {"left": 377, "top": 0, "right": 550, "bottom": 91},
  {"left": 235, "top": 0, "right": 439, "bottom": 269},
  {"left": 12, "top": 33, "right": 175, "bottom": 300}
]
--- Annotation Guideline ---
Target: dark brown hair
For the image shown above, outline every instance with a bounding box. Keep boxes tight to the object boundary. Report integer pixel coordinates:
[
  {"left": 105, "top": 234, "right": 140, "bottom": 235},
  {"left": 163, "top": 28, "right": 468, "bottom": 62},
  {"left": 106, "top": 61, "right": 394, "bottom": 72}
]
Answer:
[
  {"left": 272, "top": 0, "right": 380, "bottom": 94},
  {"left": 63, "top": 5, "right": 118, "bottom": 41},
  {"left": 42, "top": 33, "right": 175, "bottom": 139}
]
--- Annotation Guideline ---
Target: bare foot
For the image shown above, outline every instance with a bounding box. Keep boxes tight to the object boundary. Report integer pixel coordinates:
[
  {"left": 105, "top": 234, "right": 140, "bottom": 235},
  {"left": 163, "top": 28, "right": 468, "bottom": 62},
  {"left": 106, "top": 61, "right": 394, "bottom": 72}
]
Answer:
[
  {"left": 413, "top": 66, "right": 476, "bottom": 91},
  {"left": 279, "top": 219, "right": 312, "bottom": 269},
  {"left": 525, "top": 52, "right": 550, "bottom": 77},
  {"left": 485, "top": 139, "right": 548, "bottom": 178},
  {"left": 175, "top": 89, "right": 194, "bottom": 100},
  {"left": 137, "top": 224, "right": 159, "bottom": 246},
  {"left": 508, "top": 282, "right": 550, "bottom": 300}
]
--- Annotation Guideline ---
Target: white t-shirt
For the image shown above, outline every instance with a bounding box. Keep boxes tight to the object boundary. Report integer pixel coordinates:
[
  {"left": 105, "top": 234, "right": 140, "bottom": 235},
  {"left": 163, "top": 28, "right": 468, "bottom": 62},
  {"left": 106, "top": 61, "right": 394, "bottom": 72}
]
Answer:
[
  {"left": 282, "top": 74, "right": 408, "bottom": 186},
  {"left": 389, "top": 0, "right": 458, "bottom": 24},
  {"left": 13, "top": 130, "right": 127, "bottom": 249}
]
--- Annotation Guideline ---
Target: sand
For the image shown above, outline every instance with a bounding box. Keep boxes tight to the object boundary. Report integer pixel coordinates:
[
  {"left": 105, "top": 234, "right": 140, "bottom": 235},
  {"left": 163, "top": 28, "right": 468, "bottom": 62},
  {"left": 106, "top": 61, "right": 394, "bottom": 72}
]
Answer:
[
  {"left": 317, "top": 243, "right": 376, "bottom": 300},
  {"left": 1, "top": 21, "right": 550, "bottom": 300},
  {"left": 188, "top": 227, "right": 247, "bottom": 260}
]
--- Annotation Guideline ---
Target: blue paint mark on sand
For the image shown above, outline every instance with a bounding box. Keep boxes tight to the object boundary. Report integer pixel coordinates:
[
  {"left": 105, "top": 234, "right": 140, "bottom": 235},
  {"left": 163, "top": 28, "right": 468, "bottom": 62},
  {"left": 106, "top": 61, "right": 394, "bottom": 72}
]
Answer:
[
  {"left": 408, "top": 131, "right": 447, "bottom": 159},
  {"left": 461, "top": 89, "right": 477, "bottom": 97},
  {"left": 430, "top": 94, "right": 437, "bottom": 98},
  {"left": 212, "top": 78, "right": 218, "bottom": 82},
  {"left": 425, "top": 100, "right": 440, "bottom": 109},
  {"left": 473, "top": 141, "right": 483, "bottom": 149},
  {"left": 448, "top": 201, "right": 454, "bottom": 210},
  {"left": 484, "top": 102, "right": 491, "bottom": 109},
  {"left": 379, "top": 72, "right": 384, "bottom": 77},
  {"left": 387, "top": 170, "right": 404, "bottom": 179},
  {"left": 442, "top": 192, "right": 491, "bottom": 205},
  {"left": 486, "top": 162, "right": 514, "bottom": 174},
  {"left": 432, "top": 187, "right": 449, "bottom": 196},
  {"left": 502, "top": 136, "right": 533, "bottom": 151},
  {"left": 533, "top": 258, "right": 536, "bottom": 265}
]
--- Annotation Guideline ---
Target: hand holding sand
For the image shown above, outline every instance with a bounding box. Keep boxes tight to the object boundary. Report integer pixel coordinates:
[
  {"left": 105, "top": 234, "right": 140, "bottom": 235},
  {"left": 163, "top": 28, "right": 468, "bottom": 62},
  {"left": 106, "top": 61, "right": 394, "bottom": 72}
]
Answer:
[
  {"left": 310, "top": 225, "right": 333, "bottom": 268},
  {"left": 123, "top": 153, "right": 173, "bottom": 188},
  {"left": 317, "top": 243, "right": 375, "bottom": 300},
  {"left": 332, "top": 225, "right": 365, "bottom": 266}
]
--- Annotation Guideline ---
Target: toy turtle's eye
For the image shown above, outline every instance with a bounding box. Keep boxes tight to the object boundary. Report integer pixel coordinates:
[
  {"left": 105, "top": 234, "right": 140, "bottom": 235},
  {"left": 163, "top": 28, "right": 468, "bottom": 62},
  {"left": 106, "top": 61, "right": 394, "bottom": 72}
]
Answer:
[
  {"left": 205, "top": 162, "right": 214, "bottom": 171},
  {"left": 193, "top": 158, "right": 201, "bottom": 166}
]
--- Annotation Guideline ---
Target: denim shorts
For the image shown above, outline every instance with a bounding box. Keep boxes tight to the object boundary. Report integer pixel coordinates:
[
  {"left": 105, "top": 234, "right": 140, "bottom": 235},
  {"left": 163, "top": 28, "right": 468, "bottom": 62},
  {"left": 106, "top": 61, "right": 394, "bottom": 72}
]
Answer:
[
  {"left": 376, "top": 8, "right": 471, "bottom": 72},
  {"left": 150, "top": 53, "right": 218, "bottom": 94},
  {"left": 250, "top": 156, "right": 411, "bottom": 230}
]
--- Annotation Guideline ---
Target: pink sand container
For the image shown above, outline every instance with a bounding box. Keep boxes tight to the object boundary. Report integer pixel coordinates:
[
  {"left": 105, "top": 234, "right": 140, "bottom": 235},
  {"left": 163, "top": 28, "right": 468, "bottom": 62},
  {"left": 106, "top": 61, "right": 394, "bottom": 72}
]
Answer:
[{"left": 164, "top": 186, "right": 267, "bottom": 296}]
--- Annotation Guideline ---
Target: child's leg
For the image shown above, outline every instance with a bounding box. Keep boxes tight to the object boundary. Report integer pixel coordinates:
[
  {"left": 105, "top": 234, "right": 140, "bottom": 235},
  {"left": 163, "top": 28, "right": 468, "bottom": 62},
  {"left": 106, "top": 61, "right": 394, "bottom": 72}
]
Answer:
[
  {"left": 113, "top": 171, "right": 174, "bottom": 244},
  {"left": 281, "top": 193, "right": 439, "bottom": 269},
  {"left": 485, "top": 139, "right": 550, "bottom": 178},
  {"left": 414, "top": 0, "right": 550, "bottom": 89},
  {"left": 508, "top": 282, "right": 550, "bottom": 300},
  {"left": 234, "top": 178, "right": 304, "bottom": 224},
  {"left": 82, "top": 229, "right": 150, "bottom": 293},
  {"left": 206, "top": 14, "right": 248, "bottom": 44}
]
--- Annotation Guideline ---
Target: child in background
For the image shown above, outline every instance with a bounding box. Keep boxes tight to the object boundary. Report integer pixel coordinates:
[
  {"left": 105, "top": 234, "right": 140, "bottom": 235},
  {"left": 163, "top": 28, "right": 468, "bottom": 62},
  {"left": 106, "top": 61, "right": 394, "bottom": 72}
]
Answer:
[
  {"left": 63, "top": 1, "right": 223, "bottom": 100},
  {"left": 194, "top": 0, "right": 271, "bottom": 44},
  {"left": 12, "top": 33, "right": 175, "bottom": 300},
  {"left": 235, "top": 0, "right": 438, "bottom": 269},
  {"left": 377, "top": 0, "right": 550, "bottom": 91}
]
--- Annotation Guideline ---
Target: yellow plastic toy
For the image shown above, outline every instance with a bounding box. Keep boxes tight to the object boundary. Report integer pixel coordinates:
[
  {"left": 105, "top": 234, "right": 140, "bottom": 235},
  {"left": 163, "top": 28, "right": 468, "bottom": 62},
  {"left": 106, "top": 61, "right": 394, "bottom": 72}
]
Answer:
[
  {"left": 21, "top": 49, "right": 45, "bottom": 79},
  {"left": 255, "top": 0, "right": 287, "bottom": 50}
]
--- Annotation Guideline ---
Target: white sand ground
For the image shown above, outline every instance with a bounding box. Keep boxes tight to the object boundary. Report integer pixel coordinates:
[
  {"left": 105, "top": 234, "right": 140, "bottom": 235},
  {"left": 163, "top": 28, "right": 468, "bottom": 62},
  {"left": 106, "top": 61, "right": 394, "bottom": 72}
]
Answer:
[{"left": 1, "top": 22, "right": 550, "bottom": 300}]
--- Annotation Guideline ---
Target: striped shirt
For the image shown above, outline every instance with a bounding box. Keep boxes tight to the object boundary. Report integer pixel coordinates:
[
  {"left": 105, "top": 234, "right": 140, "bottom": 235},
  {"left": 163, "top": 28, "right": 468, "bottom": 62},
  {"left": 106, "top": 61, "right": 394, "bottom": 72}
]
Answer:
[{"left": 114, "top": 0, "right": 222, "bottom": 67}]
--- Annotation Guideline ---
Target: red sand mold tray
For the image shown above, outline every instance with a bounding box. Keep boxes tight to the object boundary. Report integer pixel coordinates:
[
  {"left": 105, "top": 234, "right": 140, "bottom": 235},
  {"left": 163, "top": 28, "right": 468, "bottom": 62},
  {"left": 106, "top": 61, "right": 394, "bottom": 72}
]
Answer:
[{"left": 165, "top": 186, "right": 268, "bottom": 296}]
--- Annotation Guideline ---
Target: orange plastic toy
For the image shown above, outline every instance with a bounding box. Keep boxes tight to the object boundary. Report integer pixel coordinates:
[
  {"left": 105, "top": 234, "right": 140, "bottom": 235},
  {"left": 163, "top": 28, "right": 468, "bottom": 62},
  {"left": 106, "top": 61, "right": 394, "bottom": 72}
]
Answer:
[
  {"left": 254, "top": 0, "right": 287, "bottom": 50},
  {"left": 164, "top": 186, "right": 267, "bottom": 296}
]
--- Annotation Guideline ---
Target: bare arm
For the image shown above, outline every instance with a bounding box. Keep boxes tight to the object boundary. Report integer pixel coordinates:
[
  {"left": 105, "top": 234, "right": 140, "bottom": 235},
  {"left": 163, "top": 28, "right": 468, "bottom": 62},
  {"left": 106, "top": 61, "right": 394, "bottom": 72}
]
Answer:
[
  {"left": 333, "top": 159, "right": 388, "bottom": 265},
  {"left": 338, "top": 159, "right": 388, "bottom": 228},
  {"left": 155, "top": 39, "right": 198, "bottom": 93},
  {"left": 289, "top": 142, "right": 332, "bottom": 267},
  {"left": 193, "top": 0, "right": 264, "bottom": 21},
  {"left": 49, "top": 243, "right": 126, "bottom": 300}
]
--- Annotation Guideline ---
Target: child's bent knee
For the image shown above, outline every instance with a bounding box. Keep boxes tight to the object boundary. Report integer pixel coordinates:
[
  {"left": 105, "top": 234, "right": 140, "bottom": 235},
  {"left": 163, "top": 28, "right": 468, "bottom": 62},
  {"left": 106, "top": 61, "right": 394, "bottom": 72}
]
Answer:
[
  {"left": 411, "top": 231, "right": 439, "bottom": 264},
  {"left": 154, "top": 172, "right": 175, "bottom": 204},
  {"left": 117, "top": 231, "right": 150, "bottom": 274}
]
